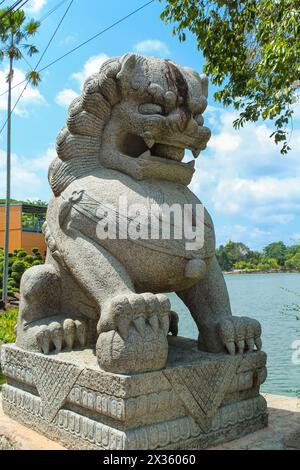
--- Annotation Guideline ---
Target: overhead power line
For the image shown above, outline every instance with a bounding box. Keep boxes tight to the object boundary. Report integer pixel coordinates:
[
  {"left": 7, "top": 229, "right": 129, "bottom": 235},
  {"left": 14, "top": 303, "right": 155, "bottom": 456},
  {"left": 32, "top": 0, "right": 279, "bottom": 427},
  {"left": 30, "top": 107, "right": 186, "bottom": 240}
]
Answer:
[
  {"left": 13, "top": 0, "right": 30, "bottom": 14},
  {"left": 39, "top": 0, "right": 155, "bottom": 74},
  {"left": 0, "top": 0, "right": 155, "bottom": 99},
  {"left": 0, "top": 0, "right": 24, "bottom": 20},
  {"left": 39, "top": 0, "right": 69, "bottom": 23},
  {"left": 0, "top": 0, "right": 74, "bottom": 135}
]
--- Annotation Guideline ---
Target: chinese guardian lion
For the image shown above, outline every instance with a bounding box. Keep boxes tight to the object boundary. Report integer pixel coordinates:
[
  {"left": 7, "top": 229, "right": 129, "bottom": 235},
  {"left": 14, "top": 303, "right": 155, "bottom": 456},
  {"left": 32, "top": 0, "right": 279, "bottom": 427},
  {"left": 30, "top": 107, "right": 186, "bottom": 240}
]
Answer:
[{"left": 16, "top": 54, "right": 262, "bottom": 373}]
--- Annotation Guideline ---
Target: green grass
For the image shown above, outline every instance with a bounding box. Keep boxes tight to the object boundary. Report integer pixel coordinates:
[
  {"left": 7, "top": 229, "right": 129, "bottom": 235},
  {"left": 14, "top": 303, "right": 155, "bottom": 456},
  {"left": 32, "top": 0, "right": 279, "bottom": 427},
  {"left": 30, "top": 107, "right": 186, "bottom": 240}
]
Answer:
[
  {"left": 0, "top": 308, "right": 18, "bottom": 343},
  {"left": 0, "top": 308, "right": 18, "bottom": 388}
]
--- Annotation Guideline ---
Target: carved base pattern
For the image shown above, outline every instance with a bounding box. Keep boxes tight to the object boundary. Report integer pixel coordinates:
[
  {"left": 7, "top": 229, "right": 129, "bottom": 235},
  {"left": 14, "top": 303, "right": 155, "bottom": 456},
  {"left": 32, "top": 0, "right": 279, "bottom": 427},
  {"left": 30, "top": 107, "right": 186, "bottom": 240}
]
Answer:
[{"left": 1, "top": 341, "right": 268, "bottom": 449}]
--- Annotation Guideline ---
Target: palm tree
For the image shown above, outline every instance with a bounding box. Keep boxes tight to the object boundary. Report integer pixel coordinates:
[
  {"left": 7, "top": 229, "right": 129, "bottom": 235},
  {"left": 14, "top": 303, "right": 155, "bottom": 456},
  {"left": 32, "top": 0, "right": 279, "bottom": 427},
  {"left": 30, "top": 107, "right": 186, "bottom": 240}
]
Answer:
[{"left": 0, "top": 9, "right": 41, "bottom": 304}]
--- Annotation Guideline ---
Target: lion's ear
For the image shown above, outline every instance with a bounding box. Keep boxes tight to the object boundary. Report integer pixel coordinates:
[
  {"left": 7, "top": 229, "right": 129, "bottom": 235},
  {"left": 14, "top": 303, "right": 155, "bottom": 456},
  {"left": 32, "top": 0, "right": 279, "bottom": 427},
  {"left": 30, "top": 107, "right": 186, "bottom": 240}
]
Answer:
[{"left": 116, "top": 53, "right": 137, "bottom": 82}]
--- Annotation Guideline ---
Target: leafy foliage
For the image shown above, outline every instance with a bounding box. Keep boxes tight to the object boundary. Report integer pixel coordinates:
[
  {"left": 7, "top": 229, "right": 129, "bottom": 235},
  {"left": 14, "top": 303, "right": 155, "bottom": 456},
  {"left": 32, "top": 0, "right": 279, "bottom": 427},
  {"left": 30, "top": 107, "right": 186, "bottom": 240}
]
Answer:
[
  {"left": 0, "top": 247, "right": 42, "bottom": 297},
  {"left": 0, "top": 8, "right": 41, "bottom": 85},
  {"left": 216, "top": 240, "right": 300, "bottom": 271},
  {"left": 0, "top": 308, "right": 18, "bottom": 387},
  {"left": 0, "top": 199, "right": 47, "bottom": 206},
  {"left": 160, "top": 0, "right": 300, "bottom": 154},
  {"left": 0, "top": 308, "right": 17, "bottom": 344},
  {"left": 263, "top": 241, "right": 287, "bottom": 266}
]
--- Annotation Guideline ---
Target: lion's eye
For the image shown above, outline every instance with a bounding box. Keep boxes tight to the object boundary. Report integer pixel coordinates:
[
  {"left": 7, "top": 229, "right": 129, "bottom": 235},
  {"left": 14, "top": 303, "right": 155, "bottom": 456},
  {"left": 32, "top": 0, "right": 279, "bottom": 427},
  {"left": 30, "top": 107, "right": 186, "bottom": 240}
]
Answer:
[{"left": 139, "top": 103, "right": 164, "bottom": 115}]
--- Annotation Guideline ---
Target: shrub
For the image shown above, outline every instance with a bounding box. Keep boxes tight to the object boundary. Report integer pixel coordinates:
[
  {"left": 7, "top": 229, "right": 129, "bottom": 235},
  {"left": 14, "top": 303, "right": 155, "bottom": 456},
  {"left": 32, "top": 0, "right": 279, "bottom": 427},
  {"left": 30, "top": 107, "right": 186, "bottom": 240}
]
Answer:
[
  {"left": 32, "top": 247, "right": 42, "bottom": 259},
  {"left": 0, "top": 308, "right": 18, "bottom": 388},
  {"left": 11, "top": 260, "right": 27, "bottom": 274},
  {"left": 0, "top": 248, "right": 44, "bottom": 296},
  {"left": 0, "top": 308, "right": 18, "bottom": 343},
  {"left": 32, "top": 259, "right": 41, "bottom": 266},
  {"left": 24, "top": 255, "right": 34, "bottom": 264}
]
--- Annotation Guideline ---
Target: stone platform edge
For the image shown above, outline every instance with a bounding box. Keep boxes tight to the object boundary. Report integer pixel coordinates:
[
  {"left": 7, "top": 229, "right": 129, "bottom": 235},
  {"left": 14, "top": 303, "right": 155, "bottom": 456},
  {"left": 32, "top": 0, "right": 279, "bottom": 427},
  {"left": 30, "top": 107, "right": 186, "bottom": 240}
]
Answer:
[{"left": 0, "top": 394, "right": 299, "bottom": 450}]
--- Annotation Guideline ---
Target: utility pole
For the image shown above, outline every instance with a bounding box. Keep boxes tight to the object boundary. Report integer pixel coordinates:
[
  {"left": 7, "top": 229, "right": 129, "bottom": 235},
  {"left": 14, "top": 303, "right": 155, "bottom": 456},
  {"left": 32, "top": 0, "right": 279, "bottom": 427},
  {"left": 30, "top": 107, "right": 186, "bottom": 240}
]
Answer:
[{"left": 2, "top": 35, "right": 13, "bottom": 305}]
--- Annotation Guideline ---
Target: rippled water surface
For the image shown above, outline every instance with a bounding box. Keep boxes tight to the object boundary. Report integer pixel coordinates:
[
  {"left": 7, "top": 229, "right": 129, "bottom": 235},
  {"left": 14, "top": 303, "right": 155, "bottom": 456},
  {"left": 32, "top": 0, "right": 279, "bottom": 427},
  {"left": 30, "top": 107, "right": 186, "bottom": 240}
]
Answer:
[{"left": 169, "top": 273, "right": 300, "bottom": 397}]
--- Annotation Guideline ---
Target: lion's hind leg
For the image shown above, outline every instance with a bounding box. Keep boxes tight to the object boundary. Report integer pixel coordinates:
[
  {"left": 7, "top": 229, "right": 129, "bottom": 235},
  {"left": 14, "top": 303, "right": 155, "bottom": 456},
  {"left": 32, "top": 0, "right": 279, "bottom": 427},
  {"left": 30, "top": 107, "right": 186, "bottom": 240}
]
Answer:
[{"left": 16, "top": 263, "right": 88, "bottom": 354}]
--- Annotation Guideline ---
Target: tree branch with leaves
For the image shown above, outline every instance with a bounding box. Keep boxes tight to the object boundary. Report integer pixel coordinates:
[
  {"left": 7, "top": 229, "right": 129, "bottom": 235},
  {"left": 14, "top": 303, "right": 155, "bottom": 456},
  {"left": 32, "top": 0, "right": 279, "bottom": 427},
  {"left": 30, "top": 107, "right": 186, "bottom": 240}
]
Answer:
[
  {"left": 0, "top": 8, "right": 41, "bottom": 304},
  {"left": 160, "top": 0, "right": 300, "bottom": 154}
]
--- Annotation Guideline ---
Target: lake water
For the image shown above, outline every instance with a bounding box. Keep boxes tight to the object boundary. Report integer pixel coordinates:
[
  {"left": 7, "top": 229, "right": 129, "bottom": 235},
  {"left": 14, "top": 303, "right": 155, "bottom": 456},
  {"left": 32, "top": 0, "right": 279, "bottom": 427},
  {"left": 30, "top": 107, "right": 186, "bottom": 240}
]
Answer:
[{"left": 169, "top": 273, "right": 300, "bottom": 398}]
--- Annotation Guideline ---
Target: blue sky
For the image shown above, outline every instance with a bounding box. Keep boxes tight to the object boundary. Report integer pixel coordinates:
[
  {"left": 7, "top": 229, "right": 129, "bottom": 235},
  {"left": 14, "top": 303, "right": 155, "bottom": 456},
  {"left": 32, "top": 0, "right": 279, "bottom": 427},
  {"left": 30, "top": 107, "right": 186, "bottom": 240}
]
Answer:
[{"left": 0, "top": 0, "right": 299, "bottom": 250}]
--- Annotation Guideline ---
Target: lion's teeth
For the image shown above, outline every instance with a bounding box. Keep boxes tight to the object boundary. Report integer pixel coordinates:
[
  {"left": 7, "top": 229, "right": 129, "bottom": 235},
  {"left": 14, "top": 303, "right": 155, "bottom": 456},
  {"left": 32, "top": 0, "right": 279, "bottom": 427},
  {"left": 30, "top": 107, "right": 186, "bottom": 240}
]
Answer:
[
  {"left": 192, "top": 149, "right": 201, "bottom": 158},
  {"left": 139, "top": 150, "right": 151, "bottom": 159},
  {"left": 144, "top": 134, "right": 155, "bottom": 149}
]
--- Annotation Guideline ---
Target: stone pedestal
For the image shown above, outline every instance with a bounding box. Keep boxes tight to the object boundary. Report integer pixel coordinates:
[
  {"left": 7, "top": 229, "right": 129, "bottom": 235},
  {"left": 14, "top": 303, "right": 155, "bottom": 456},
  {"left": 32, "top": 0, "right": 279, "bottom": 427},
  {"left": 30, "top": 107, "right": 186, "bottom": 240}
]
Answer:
[{"left": 0, "top": 337, "right": 268, "bottom": 450}]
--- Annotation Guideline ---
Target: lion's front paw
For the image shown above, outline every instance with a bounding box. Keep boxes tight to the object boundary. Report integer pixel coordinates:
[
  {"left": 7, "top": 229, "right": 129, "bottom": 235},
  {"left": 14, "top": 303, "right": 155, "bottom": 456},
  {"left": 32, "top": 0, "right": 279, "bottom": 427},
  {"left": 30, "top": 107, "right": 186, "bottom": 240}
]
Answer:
[
  {"left": 199, "top": 316, "right": 262, "bottom": 355},
  {"left": 96, "top": 292, "right": 171, "bottom": 373}
]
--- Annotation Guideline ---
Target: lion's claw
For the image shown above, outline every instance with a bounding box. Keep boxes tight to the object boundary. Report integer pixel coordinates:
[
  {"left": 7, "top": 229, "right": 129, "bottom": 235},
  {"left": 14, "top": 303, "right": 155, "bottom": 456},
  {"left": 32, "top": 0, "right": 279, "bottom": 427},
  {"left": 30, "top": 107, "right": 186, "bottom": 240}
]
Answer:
[
  {"left": 36, "top": 318, "right": 87, "bottom": 354},
  {"left": 217, "top": 316, "right": 262, "bottom": 355},
  {"left": 97, "top": 292, "right": 171, "bottom": 339}
]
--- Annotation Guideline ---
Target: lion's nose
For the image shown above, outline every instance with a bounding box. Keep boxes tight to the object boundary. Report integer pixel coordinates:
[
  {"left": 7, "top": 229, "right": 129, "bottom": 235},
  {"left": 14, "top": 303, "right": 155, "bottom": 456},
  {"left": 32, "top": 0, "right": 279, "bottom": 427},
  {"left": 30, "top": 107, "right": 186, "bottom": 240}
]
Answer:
[
  {"left": 185, "top": 116, "right": 198, "bottom": 134},
  {"left": 168, "top": 110, "right": 192, "bottom": 133}
]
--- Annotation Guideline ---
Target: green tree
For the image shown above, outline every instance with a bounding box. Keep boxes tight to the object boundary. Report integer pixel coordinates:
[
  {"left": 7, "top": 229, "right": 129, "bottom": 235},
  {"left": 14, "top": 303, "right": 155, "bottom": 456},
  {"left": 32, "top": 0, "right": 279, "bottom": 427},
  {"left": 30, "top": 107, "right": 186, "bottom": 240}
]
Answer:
[
  {"left": 26, "top": 199, "right": 47, "bottom": 206},
  {"left": 257, "top": 257, "right": 280, "bottom": 270},
  {"left": 160, "top": 0, "right": 299, "bottom": 154},
  {"left": 216, "top": 245, "right": 233, "bottom": 271},
  {"left": 224, "top": 241, "right": 251, "bottom": 265},
  {"left": 285, "top": 252, "right": 300, "bottom": 271},
  {"left": 0, "top": 8, "right": 41, "bottom": 303},
  {"left": 263, "top": 241, "right": 287, "bottom": 266}
]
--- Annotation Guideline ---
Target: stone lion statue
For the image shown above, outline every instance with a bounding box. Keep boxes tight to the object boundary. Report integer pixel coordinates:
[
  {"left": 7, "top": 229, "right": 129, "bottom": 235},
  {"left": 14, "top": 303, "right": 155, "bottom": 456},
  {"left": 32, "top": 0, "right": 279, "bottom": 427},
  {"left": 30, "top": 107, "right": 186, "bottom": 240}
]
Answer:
[{"left": 16, "top": 54, "right": 262, "bottom": 373}]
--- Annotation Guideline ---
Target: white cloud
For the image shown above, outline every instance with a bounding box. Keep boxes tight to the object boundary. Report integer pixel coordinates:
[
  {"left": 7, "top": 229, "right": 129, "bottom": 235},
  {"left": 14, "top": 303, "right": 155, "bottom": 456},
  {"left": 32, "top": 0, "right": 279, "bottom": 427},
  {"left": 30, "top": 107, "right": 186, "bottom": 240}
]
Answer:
[
  {"left": 24, "top": 0, "right": 47, "bottom": 15},
  {"left": 0, "top": 150, "right": 43, "bottom": 200},
  {"left": 72, "top": 53, "right": 109, "bottom": 89},
  {"left": 189, "top": 105, "right": 300, "bottom": 247},
  {"left": 212, "top": 177, "right": 300, "bottom": 216},
  {"left": 291, "top": 233, "right": 300, "bottom": 243},
  {"left": 209, "top": 131, "right": 242, "bottom": 154},
  {"left": 55, "top": 53, "right": 109, "bottom": 108},
  {"left": 30, "top": 145, "right": 56, "bottom": 170},
  {"left": 0, "top": 145, "right": 55, "bottom": 201},
  {"left": 0, "top": 66, "right": 45, "bottom": 117},
  {"left": 59, "top": 35, "right": 76, "bottom": 46},
  {"left": 55, "top": 88, "right": 79, "bottom": 107},
  {"left": 217, "top": 224, "right": 272, "bottom": 248},
  {"left": 134, "top": 40, "right": 170, "bottom": 56}
]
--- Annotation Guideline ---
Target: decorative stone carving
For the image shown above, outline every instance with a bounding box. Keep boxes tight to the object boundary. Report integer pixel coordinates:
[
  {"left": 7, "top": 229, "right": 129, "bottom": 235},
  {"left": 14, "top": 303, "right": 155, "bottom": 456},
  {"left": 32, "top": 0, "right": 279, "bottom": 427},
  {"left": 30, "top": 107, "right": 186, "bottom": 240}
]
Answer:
[
  {"left": 164, "top": 359, "right": 238, "bottom": 432},
  {"left": 1, "top": 54, "right": 268, "bottom": 449},
  {"left": 13, "top": 53, "right": 262, "bottom": 373},
  {"left": 29, "top": 355, "right": 83, "bottom": 422},
  {"left": 1, "top": 341, "right": 268, "bottom": 449}
]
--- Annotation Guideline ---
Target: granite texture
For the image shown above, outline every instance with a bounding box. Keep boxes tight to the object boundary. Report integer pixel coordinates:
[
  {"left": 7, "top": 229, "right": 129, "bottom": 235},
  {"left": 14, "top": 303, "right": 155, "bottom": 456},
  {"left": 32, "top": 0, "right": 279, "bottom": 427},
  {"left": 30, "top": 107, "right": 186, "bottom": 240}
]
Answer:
[
  {"left": 14, "top": 54, "right": 263, "bottom": 374},
  {"left": 1, "top": 338, "right": 268, "bottom": 450},
  {"left": 2, "top": 54, "right": 268, "bottom": 449}
]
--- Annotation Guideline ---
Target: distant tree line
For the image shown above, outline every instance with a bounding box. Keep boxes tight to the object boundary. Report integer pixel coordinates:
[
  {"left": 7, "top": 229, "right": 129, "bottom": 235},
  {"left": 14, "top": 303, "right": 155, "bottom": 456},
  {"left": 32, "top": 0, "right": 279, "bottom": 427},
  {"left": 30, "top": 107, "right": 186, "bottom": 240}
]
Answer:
[
  {"left": 216, "top": 241, "right": 300, "bottom": 272},
  {"left": 0, "top": 198, "right": 47, "bottom": 206}
]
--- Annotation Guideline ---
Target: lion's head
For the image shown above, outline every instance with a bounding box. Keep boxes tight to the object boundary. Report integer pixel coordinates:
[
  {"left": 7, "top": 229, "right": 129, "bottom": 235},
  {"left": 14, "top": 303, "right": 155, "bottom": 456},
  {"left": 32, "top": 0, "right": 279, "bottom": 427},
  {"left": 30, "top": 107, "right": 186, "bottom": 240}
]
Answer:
[{"left": 49, "top": 54, "right": 211, "bottom": 195}]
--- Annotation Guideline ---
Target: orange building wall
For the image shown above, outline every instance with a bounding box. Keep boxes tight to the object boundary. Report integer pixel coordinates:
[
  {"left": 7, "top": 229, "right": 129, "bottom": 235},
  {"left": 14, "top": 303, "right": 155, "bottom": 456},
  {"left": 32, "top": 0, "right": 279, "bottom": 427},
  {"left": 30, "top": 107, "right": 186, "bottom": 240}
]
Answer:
[
  {"left": 21, "top": 231, "right": 47, "bottom": 258},
  {"left": 0, "top": 205, "right": 47, "bottom": 257},
  {"left": 0, "top": 205, "right": 22, "bottom": 252}
]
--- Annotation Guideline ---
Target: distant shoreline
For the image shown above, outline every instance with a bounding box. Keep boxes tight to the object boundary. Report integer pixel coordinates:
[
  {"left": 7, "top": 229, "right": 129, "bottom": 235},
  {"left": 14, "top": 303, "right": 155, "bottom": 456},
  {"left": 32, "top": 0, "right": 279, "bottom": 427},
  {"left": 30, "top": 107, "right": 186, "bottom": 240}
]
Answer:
[{"left": 224, "top": 269, "right": 300, "bottom": 275}]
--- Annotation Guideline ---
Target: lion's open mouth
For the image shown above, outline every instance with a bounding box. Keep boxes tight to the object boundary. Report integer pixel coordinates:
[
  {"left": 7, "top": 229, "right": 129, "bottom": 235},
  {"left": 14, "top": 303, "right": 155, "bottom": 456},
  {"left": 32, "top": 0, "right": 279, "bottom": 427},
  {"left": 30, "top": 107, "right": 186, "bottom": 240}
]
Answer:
[{"left": 118, "top": 133, "right": 201, "bottom": 163}]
